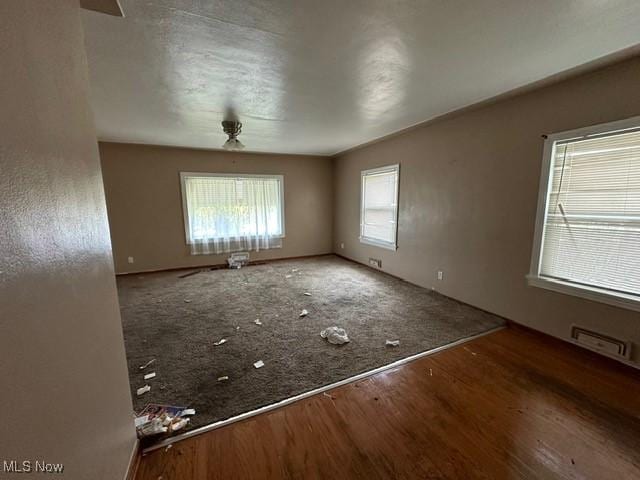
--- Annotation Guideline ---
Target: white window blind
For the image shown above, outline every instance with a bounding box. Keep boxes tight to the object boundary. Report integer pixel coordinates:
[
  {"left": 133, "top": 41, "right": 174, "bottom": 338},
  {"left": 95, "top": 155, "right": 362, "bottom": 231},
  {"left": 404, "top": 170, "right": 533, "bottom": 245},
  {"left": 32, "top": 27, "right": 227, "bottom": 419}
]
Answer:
[
  {"left": 181, "top": 173, "right": 284, "bottom": 255},
  {"left": 530, "top": 119, "right": 640, "bottom": 309},
  {"left": 360, "top": 165, "right": 399, "bottom": 250}
]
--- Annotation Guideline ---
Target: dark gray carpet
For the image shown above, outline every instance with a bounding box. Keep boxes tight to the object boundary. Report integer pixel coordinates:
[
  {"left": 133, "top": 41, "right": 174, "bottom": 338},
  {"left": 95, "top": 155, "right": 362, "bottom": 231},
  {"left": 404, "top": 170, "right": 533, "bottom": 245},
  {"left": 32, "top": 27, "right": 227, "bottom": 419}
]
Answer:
[{"left": 117, "top": 255, "right": 504, "bottom": 434}]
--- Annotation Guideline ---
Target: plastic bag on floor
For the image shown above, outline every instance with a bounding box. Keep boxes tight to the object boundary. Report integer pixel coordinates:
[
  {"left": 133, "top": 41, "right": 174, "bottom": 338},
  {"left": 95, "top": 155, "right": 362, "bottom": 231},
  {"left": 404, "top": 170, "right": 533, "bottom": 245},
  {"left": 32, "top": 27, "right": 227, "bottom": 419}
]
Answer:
[{"left": 320, "top": 326, "right": 350, "bottom": 345}]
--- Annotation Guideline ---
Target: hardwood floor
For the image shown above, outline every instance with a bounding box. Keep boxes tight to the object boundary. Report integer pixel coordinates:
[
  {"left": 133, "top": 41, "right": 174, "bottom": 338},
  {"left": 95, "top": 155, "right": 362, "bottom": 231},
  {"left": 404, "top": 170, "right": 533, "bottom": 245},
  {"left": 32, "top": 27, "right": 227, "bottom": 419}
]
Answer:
[{"left": 135, "top": 327, "right": 640, "bottom": 479}]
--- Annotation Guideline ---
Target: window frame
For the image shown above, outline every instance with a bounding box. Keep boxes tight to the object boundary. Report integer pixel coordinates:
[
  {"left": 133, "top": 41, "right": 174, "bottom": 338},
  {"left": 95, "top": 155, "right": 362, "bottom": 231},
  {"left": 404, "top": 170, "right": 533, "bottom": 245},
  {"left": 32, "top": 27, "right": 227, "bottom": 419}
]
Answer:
[
  {"left": 527, "top": 115, "right": 640, "bottom": 312},
  {"left": 359, "top": 164, "right": 400, "bottom": 251},
  {"left": 180, "top": 171, "right": 285, "bottom": 245}
]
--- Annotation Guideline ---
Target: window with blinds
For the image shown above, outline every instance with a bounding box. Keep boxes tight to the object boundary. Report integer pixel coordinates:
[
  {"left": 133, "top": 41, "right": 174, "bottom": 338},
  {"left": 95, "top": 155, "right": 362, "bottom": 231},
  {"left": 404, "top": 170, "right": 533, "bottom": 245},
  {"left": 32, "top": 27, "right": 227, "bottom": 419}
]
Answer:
[
  {"left": 529, "top": 117, "right": 640, "bottom": 310},
  {"left": 180, "top": 173, "right": 284, "bottom": 243},
  {"left": 360, "top": 164, "right": 400, "bottom": 250}
]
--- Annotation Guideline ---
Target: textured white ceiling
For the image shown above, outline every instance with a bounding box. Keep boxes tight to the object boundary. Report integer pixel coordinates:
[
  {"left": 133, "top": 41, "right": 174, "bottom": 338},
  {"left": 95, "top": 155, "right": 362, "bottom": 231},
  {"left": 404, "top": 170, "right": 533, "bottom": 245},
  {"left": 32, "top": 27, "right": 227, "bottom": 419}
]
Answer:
[{"left": 82, "top": 0, "right": 640, "bottom": 155}]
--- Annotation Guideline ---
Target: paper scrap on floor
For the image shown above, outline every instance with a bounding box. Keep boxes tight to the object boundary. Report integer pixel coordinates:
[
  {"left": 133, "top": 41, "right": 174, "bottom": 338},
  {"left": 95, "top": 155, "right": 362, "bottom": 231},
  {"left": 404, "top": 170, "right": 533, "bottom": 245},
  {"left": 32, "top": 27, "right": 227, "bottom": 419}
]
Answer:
[
  {"left": 135, "top": 403, "right": 192, "bottom": 438},
  {"left": 253, "top": 360, "right": 265, "bottom": 369},
  {"left": 171, "top": 418, "right": 189, "bottom": 432},
  {"left": 138, "top": 418, "right": 167, "bottom": 436},
  {"left": 254, "top": 319, "right": 262, "bottom": 325},
  {"left": 299, "top": 309, "right": 308, "bottom": 317},
  {"left": 213, "top": 338, "right": 227, "bottom": 346},
  {"left": 320, "top": 326, "right": 350, "bottom": 345},
  {"left": 144, "top": 372, "right": 156, "bottom": 380},
  {"left": 386, "top": 340, "right": 400, "bottom": 347},
  {"left": 134, "top": 415, "right": 150, "bottom": 427},
  {"left": 139, "top": 359, "right": 155, "bottom": 370},
  {"left": 137, "top": 385, "right": 151, "bottom": 396}
]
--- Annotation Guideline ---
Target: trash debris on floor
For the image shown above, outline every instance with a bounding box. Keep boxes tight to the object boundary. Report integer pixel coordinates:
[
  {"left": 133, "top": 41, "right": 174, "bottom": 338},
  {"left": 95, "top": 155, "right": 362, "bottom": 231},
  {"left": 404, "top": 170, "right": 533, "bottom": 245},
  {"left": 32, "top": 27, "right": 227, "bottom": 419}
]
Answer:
[
  {"left": 184, "top": 299, "right": 191, "bottom": 303},
  {"left": 134, "top": 415, "right": 150, "bottom": 427},
  {"left": 320, "top": 326, "right": 350, "bottom": 345},
  {"left": 385, "top": 339, "right": 400, "bottom": 347},
  {"left": 134, "top": 404, "right": 194, "bottom": 439},
  {"left": 463, "top": 346, "right": 478, "bottom": 356},
  {"left": 137, "top": 419, "right": 166, "bottom": 437},
  {"left": 171, "top": 418, "right": 189, "bottom": 432},
  {"left": 120, "top": 256, "right": 507, "bottom": 443},
  {"left": 139, "top": 359, "right": 155, "bottom": 370},
  {"left": 254, "top": 318, "right": 262, "bottom": 325},
  {"left": 144, "top": 372, "right": 156, "bottom": 380},
  {"left": 285, "top": 274, "right": 292, "bottom": 279},
  {"left": 213, "top": 338, "right": 227, "bottom": 346},
  {"left": 228, "top": 252, "right": 250, "bottom": 269},
  {"left": 137, "top": 385, "right": 151, "bottom": 396},
  {"left": 299, "top": 309, "right": 309, "bottom": 317},
  {"left": 253, "top": 360, "right": 265, "bottom": 369}
]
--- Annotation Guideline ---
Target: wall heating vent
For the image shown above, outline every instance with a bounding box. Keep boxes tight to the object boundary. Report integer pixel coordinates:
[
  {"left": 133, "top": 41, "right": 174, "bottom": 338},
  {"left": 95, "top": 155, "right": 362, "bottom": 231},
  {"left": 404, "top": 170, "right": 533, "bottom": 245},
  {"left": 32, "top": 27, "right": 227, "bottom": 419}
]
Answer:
[
  {"left": 368, "top": 258, "right": 382, "bottom": 268},
  {"left": 571, "top": 326, "right": 631, "bottom": 359}
]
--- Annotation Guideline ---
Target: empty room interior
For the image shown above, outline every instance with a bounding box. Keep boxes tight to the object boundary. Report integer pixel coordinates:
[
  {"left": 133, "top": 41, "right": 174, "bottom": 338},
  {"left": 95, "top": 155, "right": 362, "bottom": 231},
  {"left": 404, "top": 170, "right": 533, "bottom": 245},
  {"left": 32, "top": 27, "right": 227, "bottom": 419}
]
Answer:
[{"left": 3, "top": 1, "right": 640, "bottom": 479}]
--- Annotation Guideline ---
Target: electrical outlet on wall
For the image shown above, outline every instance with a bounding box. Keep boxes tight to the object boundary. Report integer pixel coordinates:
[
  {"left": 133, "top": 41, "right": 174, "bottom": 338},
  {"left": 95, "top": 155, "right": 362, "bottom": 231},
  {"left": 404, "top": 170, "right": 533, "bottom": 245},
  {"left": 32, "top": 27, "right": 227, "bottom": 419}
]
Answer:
[
  {"left": 128, "top": 256, "right": 134, "bottom": 264},
  {"left": 437, "top": 270, "right": 443, "bottom": 280},
  {"left": 340, "top": 242, "right": 345, "bottom": 249}
]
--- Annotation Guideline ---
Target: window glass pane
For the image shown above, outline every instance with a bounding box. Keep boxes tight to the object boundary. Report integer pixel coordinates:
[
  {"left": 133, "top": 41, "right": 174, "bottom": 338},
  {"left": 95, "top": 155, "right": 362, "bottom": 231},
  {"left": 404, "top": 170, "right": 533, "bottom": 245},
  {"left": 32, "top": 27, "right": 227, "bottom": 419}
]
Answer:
[
  {"left": 184, "top": 175, "right": 283, "bottom": 240},
  {"left": 361, "top": 166, "right": 398, "bottom": 246},
  {"left": 540, "top": 128, "right": 640, "bottom": 296}
]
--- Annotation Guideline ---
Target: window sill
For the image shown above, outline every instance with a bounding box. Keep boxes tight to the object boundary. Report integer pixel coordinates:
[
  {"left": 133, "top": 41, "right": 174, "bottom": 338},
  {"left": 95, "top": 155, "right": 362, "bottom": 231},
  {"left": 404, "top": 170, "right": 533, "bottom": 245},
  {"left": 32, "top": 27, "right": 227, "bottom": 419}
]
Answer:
[
  {"left": 526, "top": 274, "right": 640, "bottom": 313},
  {"left": 359, "top": 237, "right": 397, "bottom": 251}
]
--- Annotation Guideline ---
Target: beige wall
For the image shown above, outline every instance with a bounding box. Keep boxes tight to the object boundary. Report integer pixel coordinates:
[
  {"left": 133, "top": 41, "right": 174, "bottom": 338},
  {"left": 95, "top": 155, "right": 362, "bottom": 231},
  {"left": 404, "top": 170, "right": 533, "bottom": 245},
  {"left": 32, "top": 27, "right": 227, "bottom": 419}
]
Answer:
[
  {"left": 334, "top": 56, "right": 640, "bottom": 365},
  {"left": 100, "top": 143, "right": 333, "bottom": 274},
  {"left": 0, "top": 1, "right": 136, "bottom": 478}
]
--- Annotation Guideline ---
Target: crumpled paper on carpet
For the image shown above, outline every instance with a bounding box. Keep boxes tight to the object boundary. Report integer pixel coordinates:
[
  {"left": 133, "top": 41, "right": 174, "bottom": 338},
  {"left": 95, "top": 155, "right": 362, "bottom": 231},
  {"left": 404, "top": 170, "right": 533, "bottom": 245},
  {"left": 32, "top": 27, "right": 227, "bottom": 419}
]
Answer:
[{"left": 320, "top": 326, "right": 350, "bottom": 345}]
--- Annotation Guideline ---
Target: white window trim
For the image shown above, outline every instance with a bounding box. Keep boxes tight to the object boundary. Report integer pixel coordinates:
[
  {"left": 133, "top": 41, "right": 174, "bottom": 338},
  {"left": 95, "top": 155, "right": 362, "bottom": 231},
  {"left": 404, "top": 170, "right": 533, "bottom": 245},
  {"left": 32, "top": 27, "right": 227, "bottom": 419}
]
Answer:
[
  {"left": 359, "top": 164, "right": 400, "bottom": 251},
  {"left": 180, "top": 172, "right": 285, "bottom": 245},
  {"left": 528, "top": 115, "right": 640, "bottom": 312}
]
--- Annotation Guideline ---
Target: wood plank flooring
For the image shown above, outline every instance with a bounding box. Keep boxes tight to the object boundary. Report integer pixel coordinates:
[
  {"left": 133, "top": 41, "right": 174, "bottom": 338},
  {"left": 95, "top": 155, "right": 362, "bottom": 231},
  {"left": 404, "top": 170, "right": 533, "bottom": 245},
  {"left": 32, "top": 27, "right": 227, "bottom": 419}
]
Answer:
[{"left": 135, "top": 326, "right": 640, "bottom": 479}]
